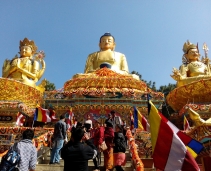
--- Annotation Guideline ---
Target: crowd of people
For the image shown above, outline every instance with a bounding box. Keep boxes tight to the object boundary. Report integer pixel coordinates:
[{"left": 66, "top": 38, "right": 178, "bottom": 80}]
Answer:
[
  {"left": 51, "top": 110, "right": 128, "bottom": 171},
  {"left": 1, "top": 110, "right": 131, "bottom": 171}
]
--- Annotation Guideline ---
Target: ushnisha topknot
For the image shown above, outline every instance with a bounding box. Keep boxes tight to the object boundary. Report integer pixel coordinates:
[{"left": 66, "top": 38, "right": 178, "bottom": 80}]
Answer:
[{"left": 99, "top": 32, "right": 115, "bottom": 42}]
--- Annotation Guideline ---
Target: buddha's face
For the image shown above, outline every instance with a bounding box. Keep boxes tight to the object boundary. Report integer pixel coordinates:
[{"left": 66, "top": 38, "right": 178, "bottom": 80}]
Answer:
[
  {"left": 185, "top": 48, "right": 200, "bottom": 62},
  {"left": 20, "top": 46, "right": 32, "bottom": 57},
  {"left": 99, "top": 36, "right": 115, "bottom": 51}
]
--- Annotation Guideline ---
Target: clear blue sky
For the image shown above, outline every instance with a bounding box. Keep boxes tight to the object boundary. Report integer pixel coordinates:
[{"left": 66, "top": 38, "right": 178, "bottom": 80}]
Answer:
[{"left": 1, "top": 1, "right": 211, "bottom": 90}]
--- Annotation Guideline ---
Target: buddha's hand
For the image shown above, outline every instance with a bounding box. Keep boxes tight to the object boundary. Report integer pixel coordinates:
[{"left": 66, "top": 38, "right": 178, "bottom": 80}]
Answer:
[
  {"left": 171, "top": 68, "right": 182, "bottom": 81},
  {"left": 203, "top": 57, "right": 210, "bottom": 65},
  {"left": 39, "top": 58, "right": 45, "bottom": 67},
  {"left": 15, "top": 59, "right": 26, "bottom": 73},
  {"left": 16, "top": 58, "right": 21, "bottom": 71}
]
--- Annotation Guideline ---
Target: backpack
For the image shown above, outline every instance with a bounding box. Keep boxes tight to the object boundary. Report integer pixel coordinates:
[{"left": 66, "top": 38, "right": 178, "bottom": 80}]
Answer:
[
  {"left": 117, "top": 140, "right": 126, "bottom": 153},
  {"left": 0, "top": 143, "right": 21, "bottom": 171},
  {"left": 115, "top": 133, "right": 126, "bottom": 153}
]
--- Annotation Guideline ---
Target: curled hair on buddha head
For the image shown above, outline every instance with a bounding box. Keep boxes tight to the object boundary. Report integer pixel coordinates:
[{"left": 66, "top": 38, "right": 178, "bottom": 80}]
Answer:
[
  {"left": 99, "top": 32, "right": 115, "bottom": 42},
  {"left": 72, "top": 128, "right": 85, "bottom": 142},
  {"left": 22, "top": 129, "right": 34, "bottom": 140}
]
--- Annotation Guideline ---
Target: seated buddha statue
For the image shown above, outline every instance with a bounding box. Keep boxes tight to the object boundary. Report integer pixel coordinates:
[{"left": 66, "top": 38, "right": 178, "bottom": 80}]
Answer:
[
  {"left": 73, "top": 33, "right": 139, "bottom": 79},
  {"left": 171, "top": 40, "right": 211, "bottom": 87},
  {"left": 2, "top": 38, "right": 46, "bottom": 92},
  {"left": 84, "top": 32, "right": 129, "bottom": 75}
]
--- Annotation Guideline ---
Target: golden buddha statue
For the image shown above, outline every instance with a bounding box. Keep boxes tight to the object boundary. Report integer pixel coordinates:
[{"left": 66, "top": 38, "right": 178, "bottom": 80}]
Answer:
[
  {"left": 72, "top": 33, "right": 139, "bottom": 80},
  {"left": 65, "top": 33, "right": 152, "bottom": 99},
  {"left": 171, "top": 40, "right": 211, "bottom": 87},
  {"left": 2, "top": 38, "right": 46, "bottom": 92},
  {"left": 84, "top": 33, "right": 129, "bottom": 75}
]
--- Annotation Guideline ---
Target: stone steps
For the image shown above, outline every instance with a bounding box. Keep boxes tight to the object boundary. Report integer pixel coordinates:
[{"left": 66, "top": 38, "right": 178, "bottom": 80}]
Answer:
[
  {"left": 35, "top": 148, "right": 156, "bottom": 171},
  {"left": 0, "top": 147, "right": 155, "bottom": 171},
  {"left": 36, "top": 150, "right": 134, "bottom": 171}
]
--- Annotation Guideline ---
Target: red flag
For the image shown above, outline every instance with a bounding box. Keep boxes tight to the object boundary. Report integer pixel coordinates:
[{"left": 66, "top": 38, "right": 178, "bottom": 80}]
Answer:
[
  {"left": 16, "top": 112, "right": 25, "bottom": 126},
  {"left": 65, "top": 108, "right": 74, "bottom": 130},
  {"left": 148, "top": 100, "right": 201, "bottom": 171}
]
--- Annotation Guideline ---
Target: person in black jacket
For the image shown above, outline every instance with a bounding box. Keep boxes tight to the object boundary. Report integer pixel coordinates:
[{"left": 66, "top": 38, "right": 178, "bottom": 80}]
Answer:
[
  {"left": 113, "top": 124, "right": 126, "bottom": 171},
  {"left": 61, "top": 128, "right": 97, "bottom": 171}
]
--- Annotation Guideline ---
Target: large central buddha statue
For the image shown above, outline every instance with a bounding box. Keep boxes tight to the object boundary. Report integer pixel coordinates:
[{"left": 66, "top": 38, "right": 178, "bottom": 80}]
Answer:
[
  {"left": 171, "top": 40, "right": 211, "bottom": 87},
  {"left": 84, "top": 33, "right": 129, "bottom": 75},
  {"left": 65, "top": 33, "right": 147, "bottom": 96}
]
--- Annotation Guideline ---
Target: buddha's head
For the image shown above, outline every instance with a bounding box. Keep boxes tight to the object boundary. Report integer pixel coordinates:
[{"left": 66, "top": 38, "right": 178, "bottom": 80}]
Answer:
[
  {"left": 183, "top": 41, "right": 200, "bottom": 62},
  {"left": 99, "top": 33, "right": 116, "bottom": 51},
  {"left": 19, "top": 38, "right": 37, "bottom": 58}
]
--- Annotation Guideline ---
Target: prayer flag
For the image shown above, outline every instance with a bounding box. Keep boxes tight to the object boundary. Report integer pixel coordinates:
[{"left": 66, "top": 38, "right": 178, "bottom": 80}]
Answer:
[
  {"left": 16, "top": 112, "right": 25, "bottom": 126},
  {"left": 148, "top": 100, "right": 201, "bottom": 171},
  {"left": 65, "top": 108, "right": 74, "bottom": 130},
  {"left": 34, "top": 106, "right": 52, "bottom": 122},
  {"left": 133, "top": 106, "right": 150, "bottom": 132}
]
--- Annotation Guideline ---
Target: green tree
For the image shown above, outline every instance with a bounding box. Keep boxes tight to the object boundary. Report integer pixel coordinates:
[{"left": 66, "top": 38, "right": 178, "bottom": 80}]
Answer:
[
  {"left": 131, "top": 71, "right": 142, "bottom": 80},
  {"left": 45, "top": 80, "right": 56, "bottom": 91},
  {"left": 131, "top": 70, "right": 176, "bottom": 93},
  {"left": 158, "top": 83, "right": 176, "bottom": 96},
  {"left": 131, "top": 71, "right": 157, "bottom": 91}
]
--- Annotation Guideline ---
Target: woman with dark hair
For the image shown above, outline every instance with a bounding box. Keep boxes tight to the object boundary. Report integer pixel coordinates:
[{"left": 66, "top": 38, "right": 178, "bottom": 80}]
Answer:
[
  {"left": 103, "top": 121, "right": 114, "bottom": 171},
  {"left": 113, "top": 124, "right": 127, "bottom": 171}
]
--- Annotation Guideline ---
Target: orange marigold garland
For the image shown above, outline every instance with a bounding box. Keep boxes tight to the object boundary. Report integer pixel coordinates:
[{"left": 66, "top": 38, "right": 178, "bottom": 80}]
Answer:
[{"left": 126, "top": 129, "right": 144, "bottom": 171}]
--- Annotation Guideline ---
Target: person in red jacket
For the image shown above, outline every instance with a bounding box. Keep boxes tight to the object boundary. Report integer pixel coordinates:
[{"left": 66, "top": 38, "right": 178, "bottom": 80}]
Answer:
[
  {"left": 93, "top": 121, "right": 104, "bottom": 147},
  {"left": 104, "top": 121, "right": 114, "bottom": 171},
  {"left": 92, "top": 120, "right": 104, "bottom": 171}
]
